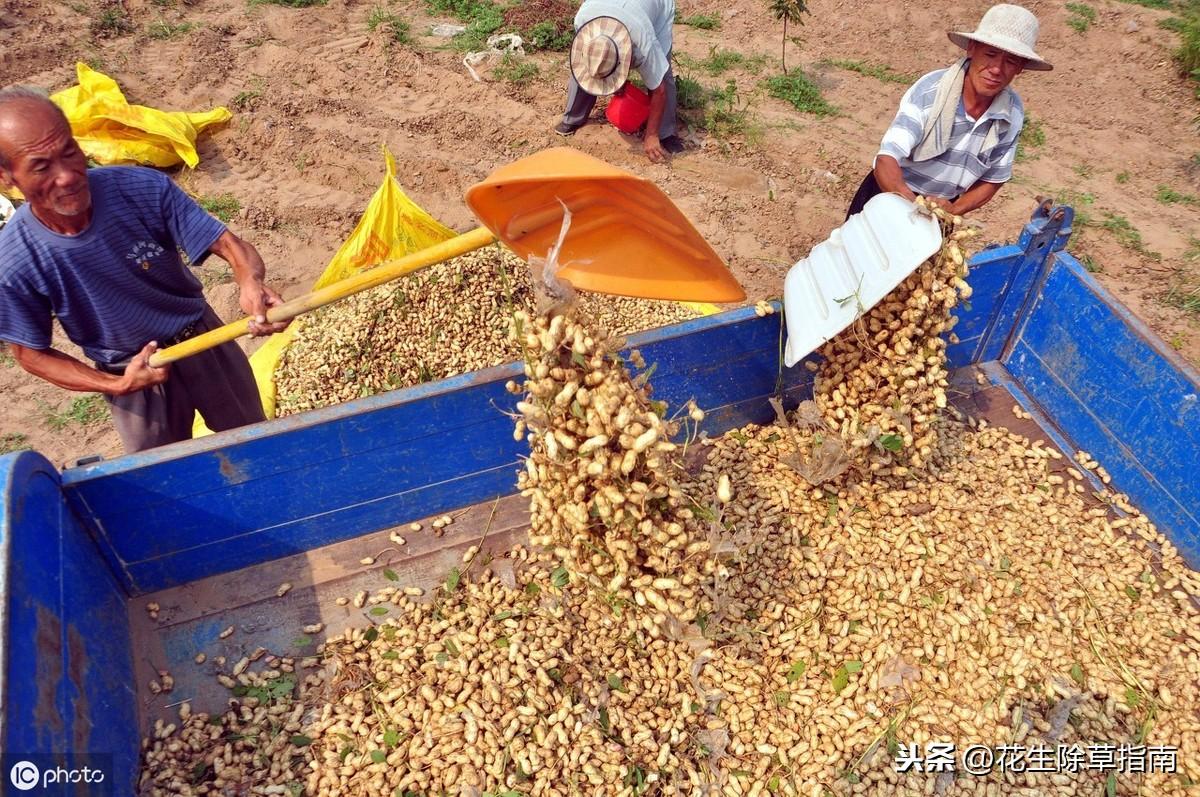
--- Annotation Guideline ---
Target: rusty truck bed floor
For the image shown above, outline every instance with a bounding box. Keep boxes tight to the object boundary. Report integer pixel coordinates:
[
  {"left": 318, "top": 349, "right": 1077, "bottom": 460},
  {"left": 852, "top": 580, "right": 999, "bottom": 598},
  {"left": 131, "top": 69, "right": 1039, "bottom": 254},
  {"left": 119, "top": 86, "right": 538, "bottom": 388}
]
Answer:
[{"left": 128, "top": 372, "right": 1101, "bottom": 736}]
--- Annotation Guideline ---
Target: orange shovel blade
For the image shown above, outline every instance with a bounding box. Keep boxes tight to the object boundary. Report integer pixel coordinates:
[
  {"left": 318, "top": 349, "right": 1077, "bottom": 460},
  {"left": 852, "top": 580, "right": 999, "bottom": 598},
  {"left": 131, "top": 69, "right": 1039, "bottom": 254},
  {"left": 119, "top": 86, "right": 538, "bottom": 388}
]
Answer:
[{"left": 464, "top": 147, "right": 745, "bottom": 303}]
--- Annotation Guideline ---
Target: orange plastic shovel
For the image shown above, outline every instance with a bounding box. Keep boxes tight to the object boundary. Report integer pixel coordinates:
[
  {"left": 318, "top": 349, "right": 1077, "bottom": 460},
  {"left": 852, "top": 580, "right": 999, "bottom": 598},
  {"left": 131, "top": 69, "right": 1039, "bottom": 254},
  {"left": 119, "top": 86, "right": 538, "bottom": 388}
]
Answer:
[{"left": 150, "top": 147, "right": 743, "bottom": 367}]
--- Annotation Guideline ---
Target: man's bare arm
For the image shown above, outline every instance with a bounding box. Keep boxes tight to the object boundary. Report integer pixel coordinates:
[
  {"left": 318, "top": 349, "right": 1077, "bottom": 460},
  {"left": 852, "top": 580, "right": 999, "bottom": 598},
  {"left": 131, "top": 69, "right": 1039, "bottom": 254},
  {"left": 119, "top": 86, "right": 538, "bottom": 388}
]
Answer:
[
  {"left": 208, "top": 230, "right": 289, "bottom": 336},
  {"left": 949, "top": 180, "right": 1003, "bottom": 216},
  {"left": 872, "top": 155, "right": 917, "bottom": 200},
  {"left": 10, "top": 342, "right": 168, "bottom": 396}
]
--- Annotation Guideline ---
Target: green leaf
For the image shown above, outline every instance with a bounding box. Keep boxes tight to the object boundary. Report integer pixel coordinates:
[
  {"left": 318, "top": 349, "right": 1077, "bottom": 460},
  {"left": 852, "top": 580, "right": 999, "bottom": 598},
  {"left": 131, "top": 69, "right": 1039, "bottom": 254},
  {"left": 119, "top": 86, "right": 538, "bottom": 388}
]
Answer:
[
  {"left": 768, "top": 775, "right": 781, "bottom": 792},
  {"left": 382, "top": 650, "right": 400, "bottom": 660},
  {"left": 369, "top": 606, "right": 389, "bottom": 616},
  {"left": 571, "top": 352, "right": 587, "bottom": 367},
  {"left": 571, "top": 400, "right": 585, "bottom": 420},
  {"left": 445, "top": 567, "right": 461, "bottom": 594},
  {"left": 524, "top": 582, "right": 541, "bottom": 596},
  {"left": 786, "top": 661, "right": 806, "bottom": 684},
  {"left": 383, "top": 569, "right": 399, "bottom": 582},
  {"left": 832, "top": 665, "right": 849, "bottom": 693},
  {"left": 370, "top": 749, "right": 386, "bottom": 763},
  {"left": 999, "top": 556, "right": 1011, "bottom": 572},
  {"left": 878, "top": 433, "right": 903, "bottom": 452},
  {"left": 1125, "top": 687, "right": 1141, "bottom": 707},
  {"left": 290, "top": 734, "right": 312, "bottom": 747},
  {"left": 364, "top": 627, "right": 379, "bottom": 643},
  {"left": 231, "top": 684, "right": 249, "bottom": 697},
  {"left": 598, "top": 706, "right": 610, "bottom": 732},
  {"left": 340, "top": 744, "right": 355, "bottom": 761},
  {"left": 1125, "top": 585, "right": 1141, "bottom": 601},
  {"left": 445, "top": 639, "right": 460, "bottom": 656},
  {"left": 493, "top": 610, "right": 513, "bottom": 622},
  {"left": 607, "top": 674, "right": 627, "bottom": 693},
  {"left": 435, "top": 652, "right": 448, "bottom": 665},
  {"left": 495, "top": 636, "right": 510, "bottom": 648},
  {"left": 291, "top": 635, "right": 312, "bottom": 647},
  {"left": 845, "top": 660, "right": 863, "bottom": 674},
  {"left": 383, "top": 729, "right": 400, "bottom": 747},
  {"left": 551, "top": 567, "right": 569, "bottom": 588},
  {"left": 1070, "top": 663, "right": 1085, "bottom": 686},
  {"left": 1106, "top": 772, "right": 1117, "bottom": 797}
]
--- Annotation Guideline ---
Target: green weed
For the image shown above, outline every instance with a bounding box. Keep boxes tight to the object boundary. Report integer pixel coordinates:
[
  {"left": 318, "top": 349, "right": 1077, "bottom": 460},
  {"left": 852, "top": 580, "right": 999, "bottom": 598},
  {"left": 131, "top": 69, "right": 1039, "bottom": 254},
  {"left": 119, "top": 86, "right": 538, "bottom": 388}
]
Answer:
[
  {"left": 1080, "top": 254, "right": 1102, "bottom": 273},
  {"left": 1156, "top": 184, "right": 1200, "bottom": 204},
  {"left": 676, "top": 75, "right": 707, "bottom": 110},
  {"left": 1117, "top": 0, "right": 1171, "bottom": 8},
  {"left": 198, "top": 193, "right": 242, "bottom": 223},
  {"left": 1073, "top": 163, "right": 1094, "bottom": 179},
  {"left": 1163, "top": 281, "right": 1200, "bottom": 315},
  {"left": 0, "top": 345, "right": 14, "bottom": 368},
  {"left": 822, "top": 58, "right": 916, "bottom": 84},
  {"left": 1185, "top": 236, "right": 1200, "bottom": 261},
  {"left": 680, "top": 12, "right": 720, "bottom": 29},
  {"left": 231, "top": 78, "right": 266, "bottom": 111},
  {"left": 1099, "top": 211, "right": 1161, "bottom": 260},
  {"left": 1066, "top": 2, "right": 1097, "bottom": 33},
  {"left": 678, "top": 46, "right": 767, "bottom": 76},
  {"left": 492, "top": 53, "right": 538, "bottom": 84},
  {"left": 1116, "top": 170, "right": 1131, "bottom": 184},
  {"left": 40, "top": 395, "right": 109, "bottom": 431},
  {"left": 249, "top": 0, "right": 326, "bottom": 8},
  {"left": 704, "top": 80, "right": 763, "bottom": 143},
  {"left": 1015, "top": 114, "right": 1045, "bottom": 162},
  {"left": 427, "top": 0, "right": 503, "bottom": 50},
  {"left": 764, "top": 71, "right": 837, "bottom": 116},
  {"left": 93, "top": 5, "right": 134, "bottom": 35},
  {"left": 1169, "top": 332, "right": 1187, "bottom": 350},
  {"left": 0, "top": 432, "right": 29, "bottom": 455},
  {"left": 367, "top": 7, "right": 413, "bottom": 43},
  {"left": 525, "top": 19, "right": 571, "bottom": 51},
  {"left": 147, "top": 19, "right": 195, "bottom": 39}
]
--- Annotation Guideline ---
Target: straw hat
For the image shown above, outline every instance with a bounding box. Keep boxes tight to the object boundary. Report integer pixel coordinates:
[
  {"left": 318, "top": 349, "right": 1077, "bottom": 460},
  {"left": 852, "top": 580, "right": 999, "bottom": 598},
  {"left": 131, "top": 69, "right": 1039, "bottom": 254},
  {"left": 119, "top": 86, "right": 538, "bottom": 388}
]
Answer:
[
  {"left": 569, "top": 16, "right": 633, "bottom": 96},
  {"left": 948, "top": 4, "right": 1053, "bottom": 71}
]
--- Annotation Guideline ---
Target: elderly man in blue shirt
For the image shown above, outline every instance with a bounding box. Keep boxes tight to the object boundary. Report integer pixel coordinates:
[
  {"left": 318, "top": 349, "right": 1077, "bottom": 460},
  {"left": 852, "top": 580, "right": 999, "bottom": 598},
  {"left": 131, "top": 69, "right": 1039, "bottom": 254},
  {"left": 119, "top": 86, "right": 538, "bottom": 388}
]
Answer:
[
  {"left": 846, "top": 4, "right": 1052, "bottom": 220},
  {"left": 0, "top": 87, "right": 289, "bottom": 453},
  {"left": 554, "top": 0, "right": 685, "bottom": 162}
]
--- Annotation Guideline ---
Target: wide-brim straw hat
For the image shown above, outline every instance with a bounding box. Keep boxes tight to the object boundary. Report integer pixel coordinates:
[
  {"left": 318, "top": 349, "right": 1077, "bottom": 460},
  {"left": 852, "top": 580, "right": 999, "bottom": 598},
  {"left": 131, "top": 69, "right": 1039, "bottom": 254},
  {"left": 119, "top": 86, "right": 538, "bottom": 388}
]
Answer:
[
  {"left": 570, "top": 16, "right": 633, "bottom": 96},
  {"left": 948, "top": 3, "right": 1053, "bottom": 71}
]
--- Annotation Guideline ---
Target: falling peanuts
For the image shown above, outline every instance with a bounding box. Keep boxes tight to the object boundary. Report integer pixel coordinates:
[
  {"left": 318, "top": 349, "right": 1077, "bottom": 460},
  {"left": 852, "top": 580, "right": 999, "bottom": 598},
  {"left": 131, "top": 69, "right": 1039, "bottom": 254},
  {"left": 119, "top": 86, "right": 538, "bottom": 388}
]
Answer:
[
  {"left": 275, "top": 582, "right": 293, "bottom": 598},
  {"left": 193, "top": 653, "right": 206, "bottom": 665},
  {"left": 302, "top": 623, "right": 324, "bottom": 634},
  {"left": 218, "top": 625, "right": 235, "bottom": 639},
  {"left": 389, "top": 531, "right": 407, "bottom": 546},
  {"left": 402, "top": 586, "right": 424, "bottom": 597},
  {"left": 359, "top": 556, "right": 375, "bottom": 566},
  {"left": 716, "top": 474, "right": 733, "bottom": 503}
]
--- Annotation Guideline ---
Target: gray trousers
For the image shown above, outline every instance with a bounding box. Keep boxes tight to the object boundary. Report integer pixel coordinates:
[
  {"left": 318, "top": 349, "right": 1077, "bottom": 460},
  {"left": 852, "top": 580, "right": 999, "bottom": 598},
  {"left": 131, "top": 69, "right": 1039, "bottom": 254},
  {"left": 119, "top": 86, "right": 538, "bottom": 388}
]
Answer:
[
  {"left": 561, "top": 68, "right": 678, "bottom": 139},
  {"left": 102, "top": 306, "right": 265, "bottom": 453}
]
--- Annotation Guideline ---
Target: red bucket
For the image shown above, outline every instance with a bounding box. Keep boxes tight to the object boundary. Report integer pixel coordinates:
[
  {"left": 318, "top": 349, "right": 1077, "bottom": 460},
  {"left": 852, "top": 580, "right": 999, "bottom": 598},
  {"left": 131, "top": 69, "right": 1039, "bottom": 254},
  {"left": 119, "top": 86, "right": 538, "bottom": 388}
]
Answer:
[{"left": 606, "top": 83, "right": 650, "bottom": 134}]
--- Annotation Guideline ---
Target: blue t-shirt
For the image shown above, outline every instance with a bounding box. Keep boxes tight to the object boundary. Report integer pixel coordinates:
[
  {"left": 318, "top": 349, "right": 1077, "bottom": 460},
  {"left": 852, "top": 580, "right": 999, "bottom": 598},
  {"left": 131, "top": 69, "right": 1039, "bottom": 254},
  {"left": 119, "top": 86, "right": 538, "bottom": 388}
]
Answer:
[{"left": 0, "top": 166, "right": 226, "bottom": 365}]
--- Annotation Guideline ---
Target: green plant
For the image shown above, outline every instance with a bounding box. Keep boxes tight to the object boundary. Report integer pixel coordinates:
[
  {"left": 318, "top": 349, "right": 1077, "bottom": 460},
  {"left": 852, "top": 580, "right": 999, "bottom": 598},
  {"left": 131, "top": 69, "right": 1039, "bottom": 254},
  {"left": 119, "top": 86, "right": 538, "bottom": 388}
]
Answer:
[
  {"left": 1079, "top": 254, "right": 1102, "bottom": 273},
  {"left": 676, "top": 75, "right": 707, "bottom": 110},
  {"left": 231, "top": 78, "right": 266, "bottom": 111},
  {"left": 367, "top": 7, "right": 413, "bottom": 43},
  {"left": 1169, "top": 332, "right": 1187, "bottom": 350},
  {"left": 1117, "top": 0, "right": 1171, "bottom": 8},
  {"left": 1073, "top": 163, "right": 1094, "bottom": 179},
  {"left": 1116, "top": 170, "right": 1131, "bottom": 183},
  {"left": 821, "top": 58, "right": 916, "bottom": 84},
  {"left": 680, "top": 12, "right": 720, "bottom": 29},
  {"left": 147, "top": 19, "right": 195, "bottom": 39},
  {"left": 40, "top": 395, "right": 109, "bottom": 431},
  {"left": 1099, "top": 211, "right": 1161, "bottom": 260},
  {"left": 249, "top": 0, "right": 326, "bottom": 8},
  {"left": 703, "top": 80, "right": 762, "bottom": 143},
  {"left": 1066, "top": 2, "right": 1096, "bottom": 33},
  {"left": 198, "top": 193, "right": 242, "bottom": 222},
  {"left": 767, "top": 0, "right": 809, "bottom": 73},
  {"left": 427, "top": 0, "right": 504, "bottom": 50},
  {"left": 1163, "top": 282, "right": 1200, "bottom": 314},
  {"left": 1185, "top": 235, "right": 1200, "bottom": 262},
  {"left": 492, "top": 53, "right": 538, "bottom": 85},
  {"left": 0, "top": 346, "right": 14, "bottom": 368},
  {"left": 764, "top": 71, "right": 836, "bottom": 116},
  {"left": 93, "top": 4, "right": 134, "bottom": 35},
  {"left": 1015, "top": 114, "right": 1045, "bottom": 162},
  {"left": 678, "top": 46, "right": 767, "bottom": 76},
  {"left": 1156, "top": 184, "right": 1200, "bottom": 204},
  {"left": 525, "top": 20, "right": 571, "bottom": 51},
  {"left": 0, "top": 432, "right": 29, "bottom": 455}
]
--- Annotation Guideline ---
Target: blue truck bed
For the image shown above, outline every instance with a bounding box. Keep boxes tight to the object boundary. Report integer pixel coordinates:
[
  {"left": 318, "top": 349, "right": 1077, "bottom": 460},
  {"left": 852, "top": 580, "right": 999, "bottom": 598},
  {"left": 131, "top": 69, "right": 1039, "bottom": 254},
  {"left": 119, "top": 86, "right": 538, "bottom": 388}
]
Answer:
[{"left": 2, "top": 202, "right": 1197, "bottom": 794}]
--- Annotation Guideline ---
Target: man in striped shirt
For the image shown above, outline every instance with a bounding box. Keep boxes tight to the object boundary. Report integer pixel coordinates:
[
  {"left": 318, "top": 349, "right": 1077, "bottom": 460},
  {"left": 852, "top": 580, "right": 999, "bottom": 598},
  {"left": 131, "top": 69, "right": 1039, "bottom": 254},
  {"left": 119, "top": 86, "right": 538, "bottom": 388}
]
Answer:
[
  {"left": 0, "top": 88, "right": 289, "bottom": 453},
  {"left": 846, "top": 4, "right": 1052, "bottom": 219}
]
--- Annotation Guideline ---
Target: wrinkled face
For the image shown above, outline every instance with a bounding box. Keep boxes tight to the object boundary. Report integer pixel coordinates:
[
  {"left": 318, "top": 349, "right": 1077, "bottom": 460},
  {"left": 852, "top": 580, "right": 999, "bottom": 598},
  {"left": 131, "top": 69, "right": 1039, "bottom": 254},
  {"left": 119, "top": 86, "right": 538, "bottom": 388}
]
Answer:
[
  {"left": 0, "top": 100, "right": 91, "bottom": 219},
  {"left": 966, "top": 41, "right": 1026, "bottom": 99}
]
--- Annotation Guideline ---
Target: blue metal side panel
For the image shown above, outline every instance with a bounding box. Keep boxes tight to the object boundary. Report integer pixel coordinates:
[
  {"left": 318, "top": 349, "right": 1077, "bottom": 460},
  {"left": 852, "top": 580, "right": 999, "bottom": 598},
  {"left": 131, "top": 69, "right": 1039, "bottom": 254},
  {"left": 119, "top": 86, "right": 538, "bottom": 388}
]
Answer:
[
  {"left": 61, "top": 308, "right": 815, "bottom": 595},
  {"left": 945, "top": 244, "right": 1022, "bottom": 368},
  {"left": 1005, "top": 254, "right": 1200, "bottom": 567},
  {"left": 0, "top": 451, "right": 137, "bottom": 792}
]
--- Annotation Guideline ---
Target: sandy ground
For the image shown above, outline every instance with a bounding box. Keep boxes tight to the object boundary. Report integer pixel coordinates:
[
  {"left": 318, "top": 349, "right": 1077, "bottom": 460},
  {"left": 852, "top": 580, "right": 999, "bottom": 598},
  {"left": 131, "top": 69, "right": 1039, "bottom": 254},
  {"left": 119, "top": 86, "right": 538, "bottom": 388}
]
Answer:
[{"left": 1, "top": 0, "right": 1197, "bottom": 467}]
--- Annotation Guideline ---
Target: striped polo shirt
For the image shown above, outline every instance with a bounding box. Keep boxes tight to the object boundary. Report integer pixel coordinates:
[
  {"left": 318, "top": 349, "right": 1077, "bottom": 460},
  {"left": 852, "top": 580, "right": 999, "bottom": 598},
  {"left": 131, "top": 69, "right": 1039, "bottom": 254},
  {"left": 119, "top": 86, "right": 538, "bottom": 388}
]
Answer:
[
  {"left": 0, "top": 166, "right": 225, "bottom": 365},
  {"left": 876, "top": 65, "right": 1024, "bottom": 199}
]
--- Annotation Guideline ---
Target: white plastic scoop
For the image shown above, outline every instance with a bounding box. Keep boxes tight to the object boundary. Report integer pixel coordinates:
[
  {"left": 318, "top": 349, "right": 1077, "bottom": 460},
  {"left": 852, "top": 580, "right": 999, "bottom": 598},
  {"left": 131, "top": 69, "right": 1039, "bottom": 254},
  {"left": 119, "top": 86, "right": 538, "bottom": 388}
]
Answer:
[{"left": 783, "top": 193, "right": 942, "bottom": 367}]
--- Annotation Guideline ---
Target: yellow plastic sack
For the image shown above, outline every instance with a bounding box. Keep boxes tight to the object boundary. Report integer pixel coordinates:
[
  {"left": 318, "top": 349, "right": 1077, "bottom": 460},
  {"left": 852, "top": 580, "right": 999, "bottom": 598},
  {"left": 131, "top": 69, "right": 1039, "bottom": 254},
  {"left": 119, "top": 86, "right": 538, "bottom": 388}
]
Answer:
[
  {"left": 53, "top": 62, "right": 231, "bottom": 168},
  {"left": 193, "top": 146, "right": 456, "bottom": 436}
]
